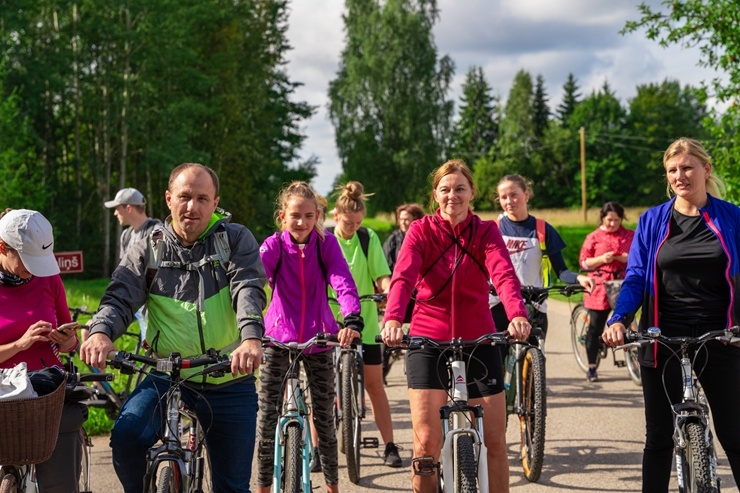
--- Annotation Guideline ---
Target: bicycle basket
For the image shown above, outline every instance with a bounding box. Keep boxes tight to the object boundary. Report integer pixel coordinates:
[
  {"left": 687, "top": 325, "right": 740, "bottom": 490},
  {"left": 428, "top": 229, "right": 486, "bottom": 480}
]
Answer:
[
  {"left": 0, "top": 375, "right": 67, "bottom": 465},
  {"left": 603, "top": 280, "right": 624, "bottom": 310}
]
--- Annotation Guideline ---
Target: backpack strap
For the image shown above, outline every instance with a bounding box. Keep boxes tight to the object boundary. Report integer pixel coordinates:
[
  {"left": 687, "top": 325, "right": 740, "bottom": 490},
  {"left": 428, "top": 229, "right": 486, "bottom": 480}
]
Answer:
[
  {"left": 535, "top": 218, "right": 553, "bottom": 287},
  {"left": 327, "top": 226, "right": 369, "bottom": 259}
]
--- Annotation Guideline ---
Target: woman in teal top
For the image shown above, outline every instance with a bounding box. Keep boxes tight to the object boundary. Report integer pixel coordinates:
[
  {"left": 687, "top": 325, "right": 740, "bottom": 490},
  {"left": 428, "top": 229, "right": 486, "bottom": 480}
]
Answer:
[{"left": 330, "top": 181, "right": 402, "bottom": 468}]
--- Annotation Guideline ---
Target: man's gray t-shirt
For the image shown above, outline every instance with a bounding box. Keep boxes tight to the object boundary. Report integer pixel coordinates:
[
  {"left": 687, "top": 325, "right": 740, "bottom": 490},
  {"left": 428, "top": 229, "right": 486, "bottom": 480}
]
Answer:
[{"left": 119, "top": 217, "right": 161, "bottom": 262}]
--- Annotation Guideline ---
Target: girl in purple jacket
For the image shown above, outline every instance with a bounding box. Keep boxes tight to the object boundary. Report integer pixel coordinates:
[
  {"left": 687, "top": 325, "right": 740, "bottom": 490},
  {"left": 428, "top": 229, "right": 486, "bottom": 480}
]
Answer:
[{"left": 255, "top": 182, "right": 363, "bottom": 493}]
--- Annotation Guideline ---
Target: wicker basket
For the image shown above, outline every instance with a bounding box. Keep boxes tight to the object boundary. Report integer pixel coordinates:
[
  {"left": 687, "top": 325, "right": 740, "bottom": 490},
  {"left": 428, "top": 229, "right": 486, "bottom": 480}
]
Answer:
[
  {"left": 604, "top": 279, "right": 624, "bottom": 310},
  {"left": 0, "top": 376, "right": 67, "bottom": 465}
]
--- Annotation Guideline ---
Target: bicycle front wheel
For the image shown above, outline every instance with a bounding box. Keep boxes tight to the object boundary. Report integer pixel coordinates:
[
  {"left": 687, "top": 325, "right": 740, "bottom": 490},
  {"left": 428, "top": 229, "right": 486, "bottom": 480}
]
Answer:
[
  {"left": 570, "top": 304, "right": 593, "bottom": 373},
  {"left": 283, "top": 422, "right": 303, "bottom": 493},
  {"left": 0, "top": 474, "right": 17, "bottom": 493},
  {"left": 341, "top": 352, "right": 361, "bottom": 484},
  {"left": 519, "top": 347, "right": 546, "bottom": 482},
  {"left": 677, "top": 422, "right": 717, "bottom": 493},
  {"left": 156, "top": 464, "right": 182, "bottom": 493},
  {"left": 454, "top": 434, "right": 479, "bottom": 493},
  {"left": 79, "top": 428, "right": 92, "bottom": 493}
]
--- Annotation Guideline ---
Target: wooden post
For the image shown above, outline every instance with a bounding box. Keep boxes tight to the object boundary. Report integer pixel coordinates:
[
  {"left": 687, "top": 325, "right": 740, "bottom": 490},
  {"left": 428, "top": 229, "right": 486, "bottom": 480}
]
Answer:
[{"left": 580, "top": 126, "right": 587, "bottom": 222}]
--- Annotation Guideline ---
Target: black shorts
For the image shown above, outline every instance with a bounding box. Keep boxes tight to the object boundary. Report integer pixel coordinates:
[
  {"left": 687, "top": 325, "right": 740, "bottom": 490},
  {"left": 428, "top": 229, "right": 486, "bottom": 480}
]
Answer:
[
  {"left": 405, "top": 344, "right": 504, "bottom": 398},
  {"left": 362, "top": 343, "right": 382, "bottom": 366}
]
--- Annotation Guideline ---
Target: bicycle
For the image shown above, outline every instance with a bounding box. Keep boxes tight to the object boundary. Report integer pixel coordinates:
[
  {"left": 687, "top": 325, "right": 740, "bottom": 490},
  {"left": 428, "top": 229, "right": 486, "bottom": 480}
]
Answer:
[
  {"left": 263, "top": 333, "right": 349, "bottom": 493},
  {"left": 614, "top": 326, "right": 740, "bottom": 493},
  {"left": 337, "top": 293, "right": 386, "bottom": 482},
  {"left": 569, "top": 282, "right": 642, "bottom": 385},
  {"left": 68, "top": 305, "right": 150, "bottom": 419},
  {"left": 107, "top": 349, "right": 231, "bottom": 493},
  {"left": 0, "top": 369, "right": 114, "bottom": 493},
  {"left": 503, "top": 284, "right": 582, "bottom": 483},
  {"left": 381, "top": 330, "right": 534, "bottom": 493}
]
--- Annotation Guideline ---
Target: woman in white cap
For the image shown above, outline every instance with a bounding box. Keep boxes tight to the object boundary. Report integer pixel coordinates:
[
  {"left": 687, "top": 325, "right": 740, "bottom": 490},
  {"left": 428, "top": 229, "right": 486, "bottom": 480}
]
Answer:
[{"left": 0, "top": 208, "right": 87, "bottom": 493}]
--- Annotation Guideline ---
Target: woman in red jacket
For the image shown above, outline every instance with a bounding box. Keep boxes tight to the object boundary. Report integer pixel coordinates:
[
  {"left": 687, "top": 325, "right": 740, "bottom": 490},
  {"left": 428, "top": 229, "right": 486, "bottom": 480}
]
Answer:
[{"left": 380, "top": 159, "right": 530, "bottom": 493}]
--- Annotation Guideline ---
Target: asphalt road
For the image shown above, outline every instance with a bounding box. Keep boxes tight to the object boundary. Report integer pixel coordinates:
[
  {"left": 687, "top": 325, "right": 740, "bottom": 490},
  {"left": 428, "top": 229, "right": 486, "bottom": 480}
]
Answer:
[{"left": 87, "top": 299, "right": 737, "bottom": 492}]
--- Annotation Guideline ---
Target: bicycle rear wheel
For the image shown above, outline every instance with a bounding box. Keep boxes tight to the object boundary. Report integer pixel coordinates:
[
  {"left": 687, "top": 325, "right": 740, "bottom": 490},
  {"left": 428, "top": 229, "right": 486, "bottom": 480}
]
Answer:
[
  {"left": 341, "top": 352, "right": 361, "bottom": 484},
  {"left": 283, "top": 422, "right": 303, "bottom": 493},
  {"left": 570, "top": 304, "right": 594, "bottom": 373},
  {"left": 454, "top": 434, "right": 478, "bottom": 493},
  {"left": 677, "top": 422, "right": 717, "bottom": 493},
  {"left": 519, "top": 347, "right": 546, "bottom": 482}
]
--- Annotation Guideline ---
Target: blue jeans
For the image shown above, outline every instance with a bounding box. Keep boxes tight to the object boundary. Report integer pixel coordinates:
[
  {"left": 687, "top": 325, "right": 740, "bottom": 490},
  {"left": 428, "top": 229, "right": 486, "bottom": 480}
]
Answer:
[{"left": 110, "top": 372, "right": 258, "bottom": 493}]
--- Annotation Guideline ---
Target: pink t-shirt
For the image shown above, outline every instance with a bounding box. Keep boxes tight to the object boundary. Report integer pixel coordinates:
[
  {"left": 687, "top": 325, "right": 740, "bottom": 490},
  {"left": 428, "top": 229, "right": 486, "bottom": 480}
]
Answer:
[{"left": 0, "top": 275, "right": 73, "bottom": 371}]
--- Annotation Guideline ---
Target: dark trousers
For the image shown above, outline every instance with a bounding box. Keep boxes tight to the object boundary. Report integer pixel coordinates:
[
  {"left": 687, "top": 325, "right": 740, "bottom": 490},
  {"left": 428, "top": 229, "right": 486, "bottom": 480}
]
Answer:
[
  {"left": 585, "top": 308, "right": 610, "bottom": 365},
  {"left": 641, "top": 332, "right": 740, "bottom": 492}
]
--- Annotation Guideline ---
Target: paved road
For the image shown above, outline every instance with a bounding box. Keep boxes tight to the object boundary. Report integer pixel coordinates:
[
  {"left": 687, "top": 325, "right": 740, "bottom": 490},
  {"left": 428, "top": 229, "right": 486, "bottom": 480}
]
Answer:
[{"left": 87, "top": 299, "right": 737, "bottom": 491}]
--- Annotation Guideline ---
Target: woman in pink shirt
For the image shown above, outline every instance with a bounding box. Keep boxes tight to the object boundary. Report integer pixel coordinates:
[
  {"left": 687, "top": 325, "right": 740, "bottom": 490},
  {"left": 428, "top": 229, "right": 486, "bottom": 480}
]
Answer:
[
  {"left": 0, "top": 208, "right": 84, "bottom": 493},
  {"left": 381, "top": 160, "right": 531, "bottom": 493}
]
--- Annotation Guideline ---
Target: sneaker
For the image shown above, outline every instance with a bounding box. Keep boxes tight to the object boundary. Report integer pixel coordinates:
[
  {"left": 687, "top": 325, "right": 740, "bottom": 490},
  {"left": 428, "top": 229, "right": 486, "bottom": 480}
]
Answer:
[
  {"left": 587, "top": 368, "right": 599, "bottom": 382},
  {"left": 310, "top": 446, "right": 322, "bottom": 473},
  {"left": 383, "top": 442, "right": 402, "bottom": 468}
]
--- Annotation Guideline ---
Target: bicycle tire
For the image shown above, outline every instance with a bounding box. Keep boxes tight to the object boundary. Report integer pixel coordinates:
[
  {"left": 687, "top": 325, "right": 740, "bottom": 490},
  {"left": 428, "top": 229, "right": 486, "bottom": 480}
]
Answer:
[
  {"left": 454, "top": 434, "right": 478, "bottom": 493},
  {"left": 283, "top": 422, "right": 303, "bottom": 493},
  {"left": 156, "top": 464, "right": 181, "bottom": 493},
  {"left": 0, "top": 474, "right": 17, "bottom": 493},
  {"left": 570, "top": 304, "right": 595, "bottom": 373},
  {"left": 520, "top": 347, "right": 546, "bottom": 482},
  {"left": 342, "top": 351, "right": 361, "bottom": 484},
  {"left": 79, "top": 428, "right": 92, "bottom": 493},
  {"left": 625, "top": 346, "right": 642, "bottom": 387},
  {"left": 678, "top": 422, "right": 716, "bottom": 493}
]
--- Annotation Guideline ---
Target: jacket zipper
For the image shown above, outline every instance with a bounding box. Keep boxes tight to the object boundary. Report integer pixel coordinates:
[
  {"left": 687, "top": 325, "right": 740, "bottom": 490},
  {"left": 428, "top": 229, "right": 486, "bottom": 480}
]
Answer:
[{"left": 298, "top": 247, "right": 306, "bottom": 342}]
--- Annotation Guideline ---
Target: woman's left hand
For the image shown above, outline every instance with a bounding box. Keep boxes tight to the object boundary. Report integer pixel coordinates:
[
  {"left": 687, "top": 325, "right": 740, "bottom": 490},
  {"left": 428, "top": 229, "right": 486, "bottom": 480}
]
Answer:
[
  {"left": 507, "top": 316, "right": 531, "bottom": 341},
  {"left": 577, "top": 274, "right": 595, "bottom": 293},
  {"left": 338, "top": 328, "right": 361, "bottom": 347}
]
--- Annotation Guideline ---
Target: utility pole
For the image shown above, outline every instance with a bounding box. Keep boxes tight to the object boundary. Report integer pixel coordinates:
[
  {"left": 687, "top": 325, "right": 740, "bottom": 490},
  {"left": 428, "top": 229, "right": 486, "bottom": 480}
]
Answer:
[{"left": 580, "top": 126, "right": 587, "bottom": 222}]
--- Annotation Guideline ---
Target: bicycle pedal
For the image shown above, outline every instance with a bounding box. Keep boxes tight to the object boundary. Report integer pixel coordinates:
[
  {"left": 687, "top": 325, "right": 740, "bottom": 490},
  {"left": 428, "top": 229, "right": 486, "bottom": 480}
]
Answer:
[
  {"left": 615, "top": 361, "right": 626, "bottom": 368},
  {"left": 362, "top": 437, "right": 379, "bottom": 448}
]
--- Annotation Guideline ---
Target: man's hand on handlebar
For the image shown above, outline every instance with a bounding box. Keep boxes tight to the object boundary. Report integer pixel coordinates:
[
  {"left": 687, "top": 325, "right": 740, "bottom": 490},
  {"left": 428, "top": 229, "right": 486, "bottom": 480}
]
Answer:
[
  {"left": 507, "top": 316, "right": 531, "bottom": 341},
  {"left": 603, "top": 322, "right": 626, "bottom": 347},
  {"left": 231, "top": 339, "right": 263, "bottom": 377},
  {"left": 80, "top": 332, "right": 118, "bottom": 370}
]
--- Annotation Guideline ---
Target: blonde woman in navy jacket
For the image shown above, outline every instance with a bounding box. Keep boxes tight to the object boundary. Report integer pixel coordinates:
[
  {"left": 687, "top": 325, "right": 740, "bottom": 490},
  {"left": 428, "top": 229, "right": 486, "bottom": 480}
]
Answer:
[{"left": 603, "top": 138, "right": 740, "bottom": 492}]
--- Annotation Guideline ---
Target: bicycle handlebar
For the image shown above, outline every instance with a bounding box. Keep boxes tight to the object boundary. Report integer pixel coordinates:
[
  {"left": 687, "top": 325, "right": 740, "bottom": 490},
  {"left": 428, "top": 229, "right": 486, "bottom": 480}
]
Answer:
[
  {"left": 521, "top": 284, "right": 584, "bottom": 299},
  {"left": 107, "top": 350, "right": 231, "bottom": 375},
  {"left": 615, "top": 326, "right": 740, "bottom": 351},
  {"left": 375, "top": 328, "right": 543, "bottom": 349},
  {"left": 262, "top": 332, "right": 361, "bottom": 351},
  {"left": 360, "top": 293, "right": 387, "bottom": 303}
]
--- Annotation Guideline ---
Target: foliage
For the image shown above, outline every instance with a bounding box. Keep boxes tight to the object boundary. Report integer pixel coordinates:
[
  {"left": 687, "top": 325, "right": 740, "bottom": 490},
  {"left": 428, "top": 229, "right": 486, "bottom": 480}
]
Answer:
[
  {"left": 557, "top": 73, "right": 582, "bottom": 125},
  {"left": 622, "top": 1, "right": 740, "bottom": 203},
  {"left": 328, "top": 0, "right": 454, "bottom": 214},
  {"left": 0, "top": 0, "right": 314, "bottom": 277},
  {"left": 450, "top": 66, "right": 499, "bottom": 170}
]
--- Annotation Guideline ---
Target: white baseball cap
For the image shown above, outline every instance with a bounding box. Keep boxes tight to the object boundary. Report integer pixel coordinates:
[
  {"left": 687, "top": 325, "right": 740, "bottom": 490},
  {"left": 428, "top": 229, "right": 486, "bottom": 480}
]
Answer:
[
  {"left": 0, "top": 209, "right": 60, "bottom": 277},
  {"left": 104, "top": 188, "right": 146, "bottom": 208}
]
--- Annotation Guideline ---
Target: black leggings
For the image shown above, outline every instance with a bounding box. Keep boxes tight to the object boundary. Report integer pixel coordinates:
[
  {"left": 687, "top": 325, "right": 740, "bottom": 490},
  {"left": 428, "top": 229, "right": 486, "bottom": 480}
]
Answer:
[
  {"left": 585, "top": 308, "right": 610, "bottom": 365},
  {"left": 641, "top": 336, "right": 740, "bottom": 492}
]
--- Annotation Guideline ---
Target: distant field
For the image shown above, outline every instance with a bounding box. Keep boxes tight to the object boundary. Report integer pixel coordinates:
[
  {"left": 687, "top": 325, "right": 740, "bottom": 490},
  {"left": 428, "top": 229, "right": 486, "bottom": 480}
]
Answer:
[{"left": 476, "top": 206, "right": 647, "bottom": 228}]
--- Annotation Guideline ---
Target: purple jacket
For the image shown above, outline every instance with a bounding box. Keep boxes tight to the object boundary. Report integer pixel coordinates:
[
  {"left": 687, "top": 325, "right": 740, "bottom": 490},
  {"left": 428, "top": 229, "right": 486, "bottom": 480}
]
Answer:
[{"left": 260, "top": 230, "right": 361, "bottom": 345}]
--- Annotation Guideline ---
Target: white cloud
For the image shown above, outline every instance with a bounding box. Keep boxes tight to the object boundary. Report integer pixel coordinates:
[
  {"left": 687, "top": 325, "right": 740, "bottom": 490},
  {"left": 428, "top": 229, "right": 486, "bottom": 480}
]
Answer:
[{"left": 284, "top": 0, "right": 722, "bottom": 194}]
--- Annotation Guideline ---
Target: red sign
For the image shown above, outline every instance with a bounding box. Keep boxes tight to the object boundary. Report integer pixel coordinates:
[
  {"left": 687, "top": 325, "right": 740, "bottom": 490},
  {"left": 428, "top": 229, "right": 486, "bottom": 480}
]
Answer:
[{"left": 55, "top": 251, "right": 84, "bottom": 274}]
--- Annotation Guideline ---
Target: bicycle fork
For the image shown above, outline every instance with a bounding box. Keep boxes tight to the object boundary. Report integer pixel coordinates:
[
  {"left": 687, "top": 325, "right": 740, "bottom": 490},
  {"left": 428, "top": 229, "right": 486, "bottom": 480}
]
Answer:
[
  {"left": 439, "top": 359, "right": 489, "bottom": 491},
  {"left": 273, "top": 376, "right": 313, "bottom": 493}
]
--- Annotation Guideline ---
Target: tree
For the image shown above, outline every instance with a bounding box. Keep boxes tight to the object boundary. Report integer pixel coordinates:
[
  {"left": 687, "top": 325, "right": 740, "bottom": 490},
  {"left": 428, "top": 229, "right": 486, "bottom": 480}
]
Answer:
[
  {"left": 328, "top": 0, "right": 454, "bottom": 213},
  {"left": 623, "top": 1, "right": 740, "bottom": 201},
  {"left": 557, "top": 73, "right": 581, "bottom": 126},
  {"left": 533, "top": 75, "right": 550, "bottom": 139},
  {"left": 450, "top": 66, "right": 498, "bottom": 170}
]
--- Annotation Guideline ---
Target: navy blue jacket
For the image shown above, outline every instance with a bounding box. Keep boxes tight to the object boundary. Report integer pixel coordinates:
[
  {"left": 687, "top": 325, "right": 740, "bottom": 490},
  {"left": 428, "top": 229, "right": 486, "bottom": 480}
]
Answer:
[{"left": 607, "top": 195, "right": 740, "bottom": 366}]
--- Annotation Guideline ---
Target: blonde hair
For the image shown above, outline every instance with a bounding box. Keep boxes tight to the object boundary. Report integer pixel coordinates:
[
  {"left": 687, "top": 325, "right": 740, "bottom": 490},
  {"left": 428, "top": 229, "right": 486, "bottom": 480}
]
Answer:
[
  {"left": 334, "top": 181, "right": 372, "bottom": 216},
  {"left": 663, "top": 137, "right": 726, "bottom": 199},
  {"left": 429, "top": 159, "right": 476, "bottom": 210},
  {"left": 275, "top": 181, "right": 325, "bottom": 239}
]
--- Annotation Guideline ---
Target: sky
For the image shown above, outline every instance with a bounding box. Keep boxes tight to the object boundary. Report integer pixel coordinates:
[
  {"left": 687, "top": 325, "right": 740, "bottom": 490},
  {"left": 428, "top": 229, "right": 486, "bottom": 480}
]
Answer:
[{"left": 284, "top": 0, "right": 720, "bottom": 195}]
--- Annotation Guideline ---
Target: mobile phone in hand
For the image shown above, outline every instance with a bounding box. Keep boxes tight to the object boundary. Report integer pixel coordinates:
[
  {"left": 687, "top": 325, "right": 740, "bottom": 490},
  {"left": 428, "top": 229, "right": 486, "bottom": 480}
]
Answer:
[{"left": 57, "top": 322, "right": 80, "bottom": 334}]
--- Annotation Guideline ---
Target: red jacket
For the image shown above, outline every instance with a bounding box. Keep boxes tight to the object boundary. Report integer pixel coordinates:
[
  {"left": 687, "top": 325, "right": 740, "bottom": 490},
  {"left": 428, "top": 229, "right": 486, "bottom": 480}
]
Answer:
[{"left": 384, "top": 210, "right": 527, "bottom": 339}]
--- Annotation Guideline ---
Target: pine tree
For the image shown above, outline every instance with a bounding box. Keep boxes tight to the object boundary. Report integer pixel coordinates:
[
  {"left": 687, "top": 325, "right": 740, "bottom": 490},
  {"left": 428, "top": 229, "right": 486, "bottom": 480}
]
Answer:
[{"left": 451, "top": 66, "right": 498, "bottom": 169}]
